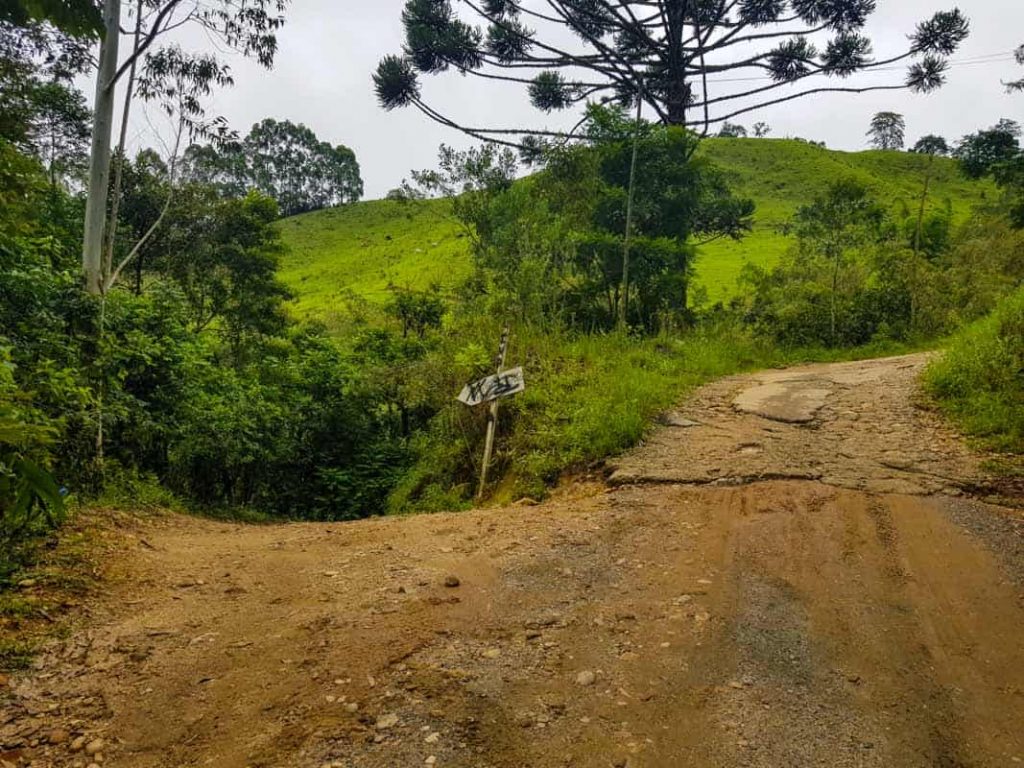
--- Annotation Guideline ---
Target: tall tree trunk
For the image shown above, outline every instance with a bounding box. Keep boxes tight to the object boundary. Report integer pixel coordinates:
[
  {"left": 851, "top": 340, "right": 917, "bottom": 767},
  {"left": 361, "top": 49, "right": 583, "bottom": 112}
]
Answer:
[
  {"left": 831, "top": 250, "right": 840, "bottom": 346},
  {"left": 664, "top": 3, "right": 687, "bottom": 126},
  {"left": 104, "top": 0, "right": 144, "bottom": 283},
  {"left": 910, "top": 153, "right": 936, "bottom": 332},
  {"left": 82, "top": 0, "right": 121, "bottom": 295}
]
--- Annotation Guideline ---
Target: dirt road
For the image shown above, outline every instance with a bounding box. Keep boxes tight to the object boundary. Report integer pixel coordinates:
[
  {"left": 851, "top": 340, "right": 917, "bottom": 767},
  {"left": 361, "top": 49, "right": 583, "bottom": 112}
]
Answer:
[{"left": 4, "top": 354, "right": 1024, "bottom": 768}]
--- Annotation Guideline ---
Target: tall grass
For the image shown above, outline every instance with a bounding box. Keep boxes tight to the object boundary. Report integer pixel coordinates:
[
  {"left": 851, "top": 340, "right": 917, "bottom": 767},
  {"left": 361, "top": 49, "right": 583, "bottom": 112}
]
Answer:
[
  {"left": 925, "top": 286, "right": 1024, "bottom": 453},
  {"left": 386, "top": 320, "right": 877, "bottom": 511}
]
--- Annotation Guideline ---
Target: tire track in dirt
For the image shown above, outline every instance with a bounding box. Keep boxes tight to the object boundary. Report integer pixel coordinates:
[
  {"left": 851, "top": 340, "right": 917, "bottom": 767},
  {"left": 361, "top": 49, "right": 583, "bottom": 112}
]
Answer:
[{"left": 3, "top": 354, "right": 1024, "bottom": 768}]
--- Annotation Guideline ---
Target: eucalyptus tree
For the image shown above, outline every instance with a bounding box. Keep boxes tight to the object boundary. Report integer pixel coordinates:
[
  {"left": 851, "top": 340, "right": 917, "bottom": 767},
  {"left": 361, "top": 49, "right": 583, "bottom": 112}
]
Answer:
[
  {"left": 184, "top": 119, "right": 364, "bottom": 216},
  {"left": 908, "top": 134, "right": 949, "bottom": 329},
  {"left": 81, "top": 0, "right": 289, "bottom": 295},
  {"left": 374, "top": 0, "right": 970, "bottom": 147}
]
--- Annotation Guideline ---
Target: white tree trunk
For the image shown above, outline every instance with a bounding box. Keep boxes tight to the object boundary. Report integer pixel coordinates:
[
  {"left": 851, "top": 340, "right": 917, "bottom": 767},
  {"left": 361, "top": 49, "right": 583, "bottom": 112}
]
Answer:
[{"left": 82, "top": 0, "right": 121, "bottom": 295}]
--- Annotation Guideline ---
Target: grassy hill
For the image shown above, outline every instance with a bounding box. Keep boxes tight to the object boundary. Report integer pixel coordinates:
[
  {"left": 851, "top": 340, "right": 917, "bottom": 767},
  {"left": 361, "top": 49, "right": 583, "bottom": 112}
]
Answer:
[
  {"left": 278, "top": 138, "right": 993, "bottom": 318},
  {"left": 695, "top": 139, "right": 992, "bottom": 301}
]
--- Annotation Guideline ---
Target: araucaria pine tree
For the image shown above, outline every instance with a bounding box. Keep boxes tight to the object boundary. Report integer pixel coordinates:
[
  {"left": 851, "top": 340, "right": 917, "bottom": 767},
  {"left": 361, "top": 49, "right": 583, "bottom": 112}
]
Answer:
[{"left": 374, "top": 0, "right": 970, "bottom": 146}]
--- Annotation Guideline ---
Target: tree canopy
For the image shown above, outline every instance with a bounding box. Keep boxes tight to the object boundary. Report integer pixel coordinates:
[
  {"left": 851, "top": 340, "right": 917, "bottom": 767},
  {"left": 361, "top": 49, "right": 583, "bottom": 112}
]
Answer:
[
  {"left": 0, "top": 0, "right": 101, "bottom": 37},
  {"left": 956, "top": 120, "right": 1021, "bottom": 179},
  {"left": 374, "top": 0, "right": 969, "bottom": 147},
  {"left": 867, "top": 111, "right": 905, "bottom": 150},
  {"left": 912, "top": 134, "right": 949, "bottom": 156},
  {"left": 184, "top": 118, "right": 364, "bottom": 217}
]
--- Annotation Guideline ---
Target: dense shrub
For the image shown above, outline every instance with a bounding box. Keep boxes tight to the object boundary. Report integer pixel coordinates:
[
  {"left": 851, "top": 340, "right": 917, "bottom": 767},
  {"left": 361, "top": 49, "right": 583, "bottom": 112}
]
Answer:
[
  {"left": 0, "top": 343, "right": 65, "bottom": 579},
  {"left": 1, "top": 140, "right": 414, "bottom": 523}
]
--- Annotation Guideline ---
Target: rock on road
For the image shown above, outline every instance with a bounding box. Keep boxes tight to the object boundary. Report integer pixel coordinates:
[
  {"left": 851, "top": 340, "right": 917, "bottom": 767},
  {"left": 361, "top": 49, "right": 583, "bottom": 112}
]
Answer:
[{"left": 3, "top": 354, "right": 1024, "bottom": 768}]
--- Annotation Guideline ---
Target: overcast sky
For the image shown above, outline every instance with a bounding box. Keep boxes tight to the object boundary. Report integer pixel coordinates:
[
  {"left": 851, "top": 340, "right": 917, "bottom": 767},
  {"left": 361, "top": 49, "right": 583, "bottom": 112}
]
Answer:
[{"left": 120, "top": 1, "right": 1024, "bottom": 200}]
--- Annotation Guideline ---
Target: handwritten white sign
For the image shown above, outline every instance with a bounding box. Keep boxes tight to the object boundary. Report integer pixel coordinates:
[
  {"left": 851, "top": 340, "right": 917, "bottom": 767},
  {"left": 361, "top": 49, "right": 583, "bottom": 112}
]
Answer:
[{"left": 457, "top": 368, "right": 526, "bottom": 407}]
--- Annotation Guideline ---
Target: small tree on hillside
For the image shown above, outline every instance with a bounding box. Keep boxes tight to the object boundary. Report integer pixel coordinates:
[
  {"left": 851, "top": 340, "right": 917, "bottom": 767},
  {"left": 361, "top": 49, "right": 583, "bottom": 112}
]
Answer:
[
  {"left": 374, "top": 0, "right": 969, "bottom": 146},
  {"left": 718, "top": 122, "right": 748, "bottom": 138},
  {"left": 868, "top": 111, "right": 906, "bottom": 150},
  {"left": 753, "top": 122, "right": 772, "bottom": 138},
  {"left": 957, "top": 120, "right": 1024, "bottom": 229},
  {"left": 912, "top": 135, "right": 949, "bottom": 156},
  {"left": 793, "top": 178, "right": 882, "bottom": 345},
  {"left": 956, "top": 120, "right": 1021, "bottom": 178},
  {"left": 908, "top": 134, "right": 950, "bottom": 329}
]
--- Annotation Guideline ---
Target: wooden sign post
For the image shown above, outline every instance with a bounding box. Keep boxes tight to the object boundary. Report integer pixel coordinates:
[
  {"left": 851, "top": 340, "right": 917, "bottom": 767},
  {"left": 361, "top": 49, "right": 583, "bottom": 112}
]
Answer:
[
  {"left": 478, "top": 326, "right": 509, "bottom": 500},
  {"left": 456, "top": 326, "right": 525, "bottom": 501},
  {"left": 456, "top": 327, "right": 528, "bottom": 501}
]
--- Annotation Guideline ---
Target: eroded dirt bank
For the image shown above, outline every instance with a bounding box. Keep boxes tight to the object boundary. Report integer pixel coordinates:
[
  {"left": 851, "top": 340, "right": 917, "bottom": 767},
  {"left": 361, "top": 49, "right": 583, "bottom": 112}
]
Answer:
[{"left": 3, "top": 354, "right": 1024, "bottom": 768}]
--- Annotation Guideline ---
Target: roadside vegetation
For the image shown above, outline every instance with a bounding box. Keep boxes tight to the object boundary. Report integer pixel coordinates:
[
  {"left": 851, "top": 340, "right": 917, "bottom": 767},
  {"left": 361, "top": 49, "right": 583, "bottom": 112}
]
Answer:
[{"left": 926, "top": 286, "right": 1024, "bottom": 454}]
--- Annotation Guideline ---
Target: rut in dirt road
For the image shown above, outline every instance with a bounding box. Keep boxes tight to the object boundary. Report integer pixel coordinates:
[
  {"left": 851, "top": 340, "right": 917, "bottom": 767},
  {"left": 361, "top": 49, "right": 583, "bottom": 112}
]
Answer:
[{"left": 3, "top": 354, "right": 1024, "bottom": 768}]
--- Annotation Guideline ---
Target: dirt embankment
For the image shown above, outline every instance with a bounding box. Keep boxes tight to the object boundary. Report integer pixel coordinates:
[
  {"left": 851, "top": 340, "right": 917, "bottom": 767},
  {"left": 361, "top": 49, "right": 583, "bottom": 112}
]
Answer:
[{"left": 3, "top": 354, "right": 1024, "bottom": 768}]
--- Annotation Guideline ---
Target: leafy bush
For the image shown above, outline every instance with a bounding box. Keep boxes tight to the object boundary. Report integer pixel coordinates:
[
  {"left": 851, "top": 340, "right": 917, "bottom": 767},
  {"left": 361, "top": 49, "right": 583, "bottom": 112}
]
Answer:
[
  {"left": 0, "top": 344, "right": 65, "bottom": 579},
  {"left": 925, "top": 287, "right": 1024, "bottom": 452}
]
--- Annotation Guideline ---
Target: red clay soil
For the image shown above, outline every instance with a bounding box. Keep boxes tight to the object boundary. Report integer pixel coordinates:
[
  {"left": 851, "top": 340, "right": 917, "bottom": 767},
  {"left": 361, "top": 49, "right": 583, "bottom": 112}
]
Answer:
[{"left": 3, "top": 354, "right": 1024, "bottom": 768}]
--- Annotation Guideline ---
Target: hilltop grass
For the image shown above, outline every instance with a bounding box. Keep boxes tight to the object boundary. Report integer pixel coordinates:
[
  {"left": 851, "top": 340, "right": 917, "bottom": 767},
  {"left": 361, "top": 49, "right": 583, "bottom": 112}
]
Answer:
[
  {"left": 278, "top": 139, "right": 994, "bottom": 319},
  {"left": 694, "top": 138, "right": 994, "bottom": 301},
  {"left": 277, "top": 198, "right": 469, "bottom": 324}
]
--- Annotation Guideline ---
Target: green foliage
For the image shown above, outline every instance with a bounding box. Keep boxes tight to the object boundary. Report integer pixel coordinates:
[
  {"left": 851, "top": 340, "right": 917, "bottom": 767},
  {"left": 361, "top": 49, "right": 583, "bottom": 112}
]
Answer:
[
  {"left": 387, "top": 287, "right": 446, "bottom": 339},
  {"left": 388, "top": 321, "right": 776, "bottom": 511},
  {"left": 0, "top": 343, "right": 65, "bottom": 579},
  {"left": 114, "top": 153, "right": 293, "bottom": 346},
  {"left": 955, "top": 121, "right": 1024, "bottom": 228},
  {"left": 0, "top": 0, "right": 101, "bottom": 37},
  {"left": 1, "top": 138, "right": 407, "bottom": 526},
  {"left": 409, "top": 113, "right": 754, "bottom": 332},
  {"left": 738, "top": 177, "right": 1024, "bottom": 349},
  {"left": 718, "top": 122, "right": 748, "bottom": 139},
  {"left": 184, "top": 118, "right": 364, "bottom": 216},
  {"left": 912, "top": 134, "right": 950, "bottom": 156},
  {"left": 694, "top": 138, "right": 992, "bottom": 301},
  {"left": 926, "top": 286, "right": 1024, "bottom": 453},
  {"left": 276, "top": 140, "right": 995, "bottom": 314},
  {"left": 753, "top": 177, "right": 888, "bottom": 346},
  {"left": 955, "top": 120, "right": 1020, "bottom": 179},
  {"left": 167, "top": 328, "right": 409, "bottom": 519}
]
